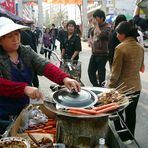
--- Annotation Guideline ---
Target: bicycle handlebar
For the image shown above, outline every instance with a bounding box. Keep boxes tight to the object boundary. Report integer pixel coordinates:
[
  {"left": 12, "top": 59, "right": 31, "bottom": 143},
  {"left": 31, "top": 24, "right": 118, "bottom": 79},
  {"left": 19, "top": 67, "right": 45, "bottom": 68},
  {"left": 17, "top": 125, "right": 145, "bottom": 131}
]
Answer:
[{"left": 43, "top": 47, "right": 62, "bottom": 62}]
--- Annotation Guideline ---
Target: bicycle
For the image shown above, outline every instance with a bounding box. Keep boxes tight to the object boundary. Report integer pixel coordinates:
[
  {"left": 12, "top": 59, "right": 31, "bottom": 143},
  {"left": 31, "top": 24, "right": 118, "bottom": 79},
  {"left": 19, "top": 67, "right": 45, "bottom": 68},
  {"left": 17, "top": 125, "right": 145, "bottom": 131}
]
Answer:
[{"left": 42, "top": 47, "right": 84, "bottom": 90}]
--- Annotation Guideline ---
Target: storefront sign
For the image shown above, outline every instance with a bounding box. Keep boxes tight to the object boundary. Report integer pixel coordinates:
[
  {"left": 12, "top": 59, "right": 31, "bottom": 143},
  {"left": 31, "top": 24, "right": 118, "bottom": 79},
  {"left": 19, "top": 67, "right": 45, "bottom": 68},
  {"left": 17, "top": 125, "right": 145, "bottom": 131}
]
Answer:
[
  {"left": 44, "top": 0, "right": 94, "bottom": 4},
  {"left": 0, "top": 0, "right": 15, "bottom": 14}
]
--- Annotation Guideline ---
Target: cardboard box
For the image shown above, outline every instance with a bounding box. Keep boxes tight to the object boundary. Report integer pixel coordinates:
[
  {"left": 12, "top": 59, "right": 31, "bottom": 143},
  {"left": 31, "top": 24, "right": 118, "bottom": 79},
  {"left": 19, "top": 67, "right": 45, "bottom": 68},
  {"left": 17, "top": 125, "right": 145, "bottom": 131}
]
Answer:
[{"left": 9, "top": 104, "right": 56, "bottom": 142}]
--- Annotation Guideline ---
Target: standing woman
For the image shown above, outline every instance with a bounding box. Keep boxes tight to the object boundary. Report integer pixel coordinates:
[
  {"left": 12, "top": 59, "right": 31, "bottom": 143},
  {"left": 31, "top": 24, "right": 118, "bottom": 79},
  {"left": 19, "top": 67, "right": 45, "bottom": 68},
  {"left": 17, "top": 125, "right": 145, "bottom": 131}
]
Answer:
[
  {"left": 108, "top": 21, "right": 144, "bottom": 143},
  {"left": 42, "top": 27, "right": 52, "bottom": 59},
  {"left": 61, "top": 20, "right": 82, "bottom": 61}
]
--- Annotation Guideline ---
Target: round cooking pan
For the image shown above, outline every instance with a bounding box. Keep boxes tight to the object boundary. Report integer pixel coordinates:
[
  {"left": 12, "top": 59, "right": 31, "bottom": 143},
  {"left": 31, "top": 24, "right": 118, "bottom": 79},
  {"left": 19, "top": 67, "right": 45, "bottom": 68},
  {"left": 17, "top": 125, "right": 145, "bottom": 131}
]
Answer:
[{"left": 52, "top": 87, "right": 98, "bottom": 109}]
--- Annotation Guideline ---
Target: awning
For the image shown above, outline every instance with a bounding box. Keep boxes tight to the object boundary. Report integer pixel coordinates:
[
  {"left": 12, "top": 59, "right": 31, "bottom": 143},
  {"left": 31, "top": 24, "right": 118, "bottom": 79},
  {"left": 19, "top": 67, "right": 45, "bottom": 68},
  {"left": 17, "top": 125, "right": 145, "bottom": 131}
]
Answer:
[
  {"left": 44, "top": 0, "right": 94, "bottom": 4},
  {"left": 44, "top": 0, "right": 82, "bottom": 4},
  {"left": 0, "top": 6, "right": 33, "bottom": 24},
  {"left": 0, "top": 6, "right": 23, "bottom": 22}
]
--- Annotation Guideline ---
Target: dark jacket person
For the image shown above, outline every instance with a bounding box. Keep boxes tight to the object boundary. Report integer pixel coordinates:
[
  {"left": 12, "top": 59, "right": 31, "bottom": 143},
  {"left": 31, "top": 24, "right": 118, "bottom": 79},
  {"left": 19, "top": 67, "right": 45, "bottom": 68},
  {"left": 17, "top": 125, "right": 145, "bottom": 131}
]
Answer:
[{"left": 88, "top": 9, "right": 111, "bottom": 87}]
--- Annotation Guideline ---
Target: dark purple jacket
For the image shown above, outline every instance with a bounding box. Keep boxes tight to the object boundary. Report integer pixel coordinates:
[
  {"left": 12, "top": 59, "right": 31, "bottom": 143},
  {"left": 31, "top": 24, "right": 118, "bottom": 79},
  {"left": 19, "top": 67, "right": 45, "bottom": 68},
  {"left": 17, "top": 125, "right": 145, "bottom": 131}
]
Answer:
[{"left": 43, "top": 33, "right": 52, "bottom": 47}]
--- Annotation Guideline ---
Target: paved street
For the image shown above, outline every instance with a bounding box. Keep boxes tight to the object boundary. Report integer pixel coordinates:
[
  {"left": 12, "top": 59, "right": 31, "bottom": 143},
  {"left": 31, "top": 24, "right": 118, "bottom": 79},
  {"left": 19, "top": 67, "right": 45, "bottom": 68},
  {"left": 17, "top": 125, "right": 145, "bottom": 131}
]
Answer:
[{"left": 37, "top": 40, "right": 148, "bottom": 148}]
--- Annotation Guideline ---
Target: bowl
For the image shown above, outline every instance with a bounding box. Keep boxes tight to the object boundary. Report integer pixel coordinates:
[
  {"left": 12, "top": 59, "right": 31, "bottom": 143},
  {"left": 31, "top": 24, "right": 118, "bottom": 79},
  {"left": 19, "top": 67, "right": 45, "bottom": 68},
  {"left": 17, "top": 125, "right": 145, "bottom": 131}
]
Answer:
[{"left": 0, "top": 137, "right": 30, "bottom": 148}]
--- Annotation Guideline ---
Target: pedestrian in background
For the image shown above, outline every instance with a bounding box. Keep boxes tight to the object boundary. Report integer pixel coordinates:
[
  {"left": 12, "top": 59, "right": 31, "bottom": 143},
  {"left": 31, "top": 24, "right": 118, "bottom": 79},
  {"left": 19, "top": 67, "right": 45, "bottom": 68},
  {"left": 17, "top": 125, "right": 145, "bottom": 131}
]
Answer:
[
  {"left": 42, "top": 27, "right": 52, "bottom": 59},
  {"left": 50, "top": 24, "right": 58, "bottom": 51},
  {"left": 33, "top": 27, "right": 42, "bottom": 46},
  {"left": 128, "top": 19, "right": 144, "bottom": 47},
  {"left": 109, "top": 14, "right": 127, "bottom": 67},
  {"left": 76, "top": 25, "right": 82, "bottom": 38},
  {"left": 88, "top": 9, "right": 111, "bottom": 87},
  {"left": 61, "top": 20, "right": 82, "bottom": 61},
  {"left": 108, "top": 21, "right": 144, "bottom": 144},
  {"left": 133, "top": 4, "right": 148, "bottom": 31},
  {"left": 57, "top": 20, "right": 67, "bottom": 52},
  {"left": 20, "top": 23, "right": 39, "bottom": 88}
]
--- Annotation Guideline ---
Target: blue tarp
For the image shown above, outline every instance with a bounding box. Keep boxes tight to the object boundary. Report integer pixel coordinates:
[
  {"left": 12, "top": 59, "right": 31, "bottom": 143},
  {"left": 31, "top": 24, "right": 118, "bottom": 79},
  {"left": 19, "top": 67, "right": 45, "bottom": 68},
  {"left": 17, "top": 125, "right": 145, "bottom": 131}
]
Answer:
[{"left": 105, "top": 14, "right": 117, "bottom": 23}]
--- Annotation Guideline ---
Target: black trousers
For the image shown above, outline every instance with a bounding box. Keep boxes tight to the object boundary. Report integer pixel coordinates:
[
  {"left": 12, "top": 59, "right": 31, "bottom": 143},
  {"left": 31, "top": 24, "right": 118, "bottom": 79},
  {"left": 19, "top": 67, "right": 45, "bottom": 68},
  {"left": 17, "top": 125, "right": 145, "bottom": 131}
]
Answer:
[
  {"left": 52, "top": 39, "right": 57, "bottom": 51},
  {"left": 114, "top": 91, "right": 140, "bottom": 141},
  {"left": 88, "top": 54, "right": 108, "bottom": 87},
  {"left": 44, "top": 45, "right": 51, "bottom": 59}
]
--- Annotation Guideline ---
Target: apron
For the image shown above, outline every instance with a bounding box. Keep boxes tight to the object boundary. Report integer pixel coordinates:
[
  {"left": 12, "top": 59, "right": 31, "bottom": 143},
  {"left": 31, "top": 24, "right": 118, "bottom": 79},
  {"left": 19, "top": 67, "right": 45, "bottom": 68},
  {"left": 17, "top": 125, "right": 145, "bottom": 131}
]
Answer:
[{"left": 0, "top": 59, "right": 33, "bottom": 134}]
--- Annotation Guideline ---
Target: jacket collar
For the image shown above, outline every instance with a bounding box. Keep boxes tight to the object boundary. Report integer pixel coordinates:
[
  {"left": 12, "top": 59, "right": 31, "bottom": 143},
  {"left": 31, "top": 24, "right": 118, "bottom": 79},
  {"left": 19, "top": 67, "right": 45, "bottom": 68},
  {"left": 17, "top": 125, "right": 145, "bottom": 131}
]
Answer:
[
  {"left": 123, "top": 37, "right": 137, "bottom": 43},
  {"left": 99, "top": 22, "right": 110, "bottom": 28}
]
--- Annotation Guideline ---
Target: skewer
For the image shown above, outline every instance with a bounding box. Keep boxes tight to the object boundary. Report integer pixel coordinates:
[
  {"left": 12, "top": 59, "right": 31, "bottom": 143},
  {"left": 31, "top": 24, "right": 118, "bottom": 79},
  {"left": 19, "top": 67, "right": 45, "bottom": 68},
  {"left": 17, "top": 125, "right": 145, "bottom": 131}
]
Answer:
[
  {"left": 121, "top": 87, "right": 135, "bottom": 94},
  {"left": 117, "top": 86, "right": 127, "bottom": 92},
  {"left": 114, "top": 82, "right": 125, "bottom": 90},
  {"left": 124, "top": 90, "right": 135, "bottom": 96},
  {"left": 118, "top": 101, "right": 130, "bottom": 107},
  {"left": 27, "top": 133, "right": 40, "bottom": 147},
  {"left": 126, "top": 94, "right": 139, "bottom": 99}
]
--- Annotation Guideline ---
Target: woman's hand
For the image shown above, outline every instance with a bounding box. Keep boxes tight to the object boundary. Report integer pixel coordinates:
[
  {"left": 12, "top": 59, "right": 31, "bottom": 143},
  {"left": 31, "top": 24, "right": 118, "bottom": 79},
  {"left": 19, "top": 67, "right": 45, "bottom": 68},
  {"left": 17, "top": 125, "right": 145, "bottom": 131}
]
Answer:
[
  {"left": 63, "top": 77, "right": 81, "bottom": 92},
  {"left": 24, "top": 86, "right": 43, "bottom": 100}
]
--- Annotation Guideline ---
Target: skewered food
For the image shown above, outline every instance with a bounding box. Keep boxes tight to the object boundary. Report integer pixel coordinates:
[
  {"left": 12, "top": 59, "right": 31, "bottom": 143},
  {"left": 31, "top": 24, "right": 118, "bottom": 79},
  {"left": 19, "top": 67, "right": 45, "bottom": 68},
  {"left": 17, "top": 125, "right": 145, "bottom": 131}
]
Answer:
[{"left": 98, "top": 89, "right": 125, "bottom": 104}]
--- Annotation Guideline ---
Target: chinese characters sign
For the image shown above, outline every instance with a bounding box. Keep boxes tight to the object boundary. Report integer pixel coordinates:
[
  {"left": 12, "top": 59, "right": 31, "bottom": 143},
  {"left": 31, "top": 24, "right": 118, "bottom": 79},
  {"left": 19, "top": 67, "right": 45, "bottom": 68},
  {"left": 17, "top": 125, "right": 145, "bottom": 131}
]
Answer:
[{"left": 0, "top": 0, "right": 15, "bottom": 14}]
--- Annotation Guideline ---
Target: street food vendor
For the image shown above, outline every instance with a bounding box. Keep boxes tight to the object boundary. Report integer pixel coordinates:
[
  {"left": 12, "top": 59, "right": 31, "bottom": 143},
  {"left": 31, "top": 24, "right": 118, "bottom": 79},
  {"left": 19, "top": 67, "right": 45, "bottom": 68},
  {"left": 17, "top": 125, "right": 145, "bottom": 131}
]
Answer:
[
  {"left": 0, "top": 17, "right": 81, "bottom": 134},
  {"left": 108, "top": 21, "right": 144, "bottom": 144}
]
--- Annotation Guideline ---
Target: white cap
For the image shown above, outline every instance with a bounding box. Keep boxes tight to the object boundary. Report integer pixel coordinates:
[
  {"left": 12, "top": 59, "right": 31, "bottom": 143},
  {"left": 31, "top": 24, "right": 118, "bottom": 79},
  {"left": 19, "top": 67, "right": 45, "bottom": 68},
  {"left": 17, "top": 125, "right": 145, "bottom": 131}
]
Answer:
[
  {"left": 99, "top": 138, "right": 105, "bottom": 145},
  {"left": 0, "top": 17, "right": 28, "bottom": 37}
]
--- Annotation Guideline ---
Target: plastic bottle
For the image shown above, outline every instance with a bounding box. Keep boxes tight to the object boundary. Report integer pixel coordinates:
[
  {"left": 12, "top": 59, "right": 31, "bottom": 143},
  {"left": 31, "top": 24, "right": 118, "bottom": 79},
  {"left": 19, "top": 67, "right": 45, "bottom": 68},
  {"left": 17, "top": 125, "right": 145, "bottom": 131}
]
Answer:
[{"left": 95, "top": 138, "right": 108, "bottom": 148}]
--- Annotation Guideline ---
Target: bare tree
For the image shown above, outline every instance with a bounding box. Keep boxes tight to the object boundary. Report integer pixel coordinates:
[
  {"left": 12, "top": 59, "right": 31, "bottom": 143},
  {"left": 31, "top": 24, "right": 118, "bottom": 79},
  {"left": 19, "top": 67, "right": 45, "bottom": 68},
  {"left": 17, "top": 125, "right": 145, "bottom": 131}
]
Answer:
[{"left": 45, "top": 10, "right": 50, "bottom": 26}]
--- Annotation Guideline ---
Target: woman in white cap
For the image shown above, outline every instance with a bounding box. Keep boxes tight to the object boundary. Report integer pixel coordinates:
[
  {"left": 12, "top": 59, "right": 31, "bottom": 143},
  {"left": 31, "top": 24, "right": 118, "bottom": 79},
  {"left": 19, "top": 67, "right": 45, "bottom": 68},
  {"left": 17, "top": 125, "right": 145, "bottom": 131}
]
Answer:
[{"left": 0, "top": 17, "right": 81, "bottom": 134}]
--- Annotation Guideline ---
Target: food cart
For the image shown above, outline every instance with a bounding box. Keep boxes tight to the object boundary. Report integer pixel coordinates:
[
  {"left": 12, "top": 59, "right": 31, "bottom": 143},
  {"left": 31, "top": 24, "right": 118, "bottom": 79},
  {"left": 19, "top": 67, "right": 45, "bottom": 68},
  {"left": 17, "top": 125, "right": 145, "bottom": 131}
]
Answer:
[
  {"left": 44, "top": 86, "right": 141, "bottom": 148},
  {"left": 0, "top": 87, "right": 142, "bottom": 148}
]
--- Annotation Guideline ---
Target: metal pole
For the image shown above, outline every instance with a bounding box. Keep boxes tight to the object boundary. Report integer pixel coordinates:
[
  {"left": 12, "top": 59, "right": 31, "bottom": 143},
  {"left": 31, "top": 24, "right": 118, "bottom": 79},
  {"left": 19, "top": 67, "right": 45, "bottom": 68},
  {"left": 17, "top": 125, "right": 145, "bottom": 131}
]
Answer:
[
  {"left": 82, "top": 0, "right": 88, "bottom": 41},
  {"left": 38, "top": 0, "right": 43, "bottom": 30},
  {"left": 101, "top": 0, "right": 107, "bottom": 14},
  {"left": 18, "top": 0, "right": 23, "bottom": 17},
  {"left": 75, "top": 4, "right": 76, "bottom": 20}
]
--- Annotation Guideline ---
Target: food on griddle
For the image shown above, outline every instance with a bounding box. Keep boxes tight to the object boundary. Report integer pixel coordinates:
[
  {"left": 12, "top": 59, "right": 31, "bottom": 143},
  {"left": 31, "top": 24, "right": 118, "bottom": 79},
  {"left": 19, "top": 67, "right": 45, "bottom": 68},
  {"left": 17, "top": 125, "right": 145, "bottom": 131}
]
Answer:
[
  {"left": 67, "top": 102, "right": 120, "bottom": 115},
  {"left": 93, "top": 102, "right": 117, "bottom": 111},
  {"left": 98, "top": 89, "right": 124, "bottom": 104}
]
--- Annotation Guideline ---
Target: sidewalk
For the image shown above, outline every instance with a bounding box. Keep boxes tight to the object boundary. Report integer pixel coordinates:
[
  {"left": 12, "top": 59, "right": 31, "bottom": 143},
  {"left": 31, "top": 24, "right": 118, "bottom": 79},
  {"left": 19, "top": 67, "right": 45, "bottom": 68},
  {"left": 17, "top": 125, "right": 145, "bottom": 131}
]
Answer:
[
  {"left": 81, "top": 40, "right": 90, "bottom": 51},
  {"left": 144, "top": 39, "right": 148, "bottom": 51}
]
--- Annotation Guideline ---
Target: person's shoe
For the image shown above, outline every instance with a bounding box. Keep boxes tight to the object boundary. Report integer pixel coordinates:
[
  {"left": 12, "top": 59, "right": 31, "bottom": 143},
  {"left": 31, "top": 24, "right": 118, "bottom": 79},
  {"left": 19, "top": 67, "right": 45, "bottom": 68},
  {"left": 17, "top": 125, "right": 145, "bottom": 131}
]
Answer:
[{"left": 123, "top": 140, "right": 133, "bottom": 145}]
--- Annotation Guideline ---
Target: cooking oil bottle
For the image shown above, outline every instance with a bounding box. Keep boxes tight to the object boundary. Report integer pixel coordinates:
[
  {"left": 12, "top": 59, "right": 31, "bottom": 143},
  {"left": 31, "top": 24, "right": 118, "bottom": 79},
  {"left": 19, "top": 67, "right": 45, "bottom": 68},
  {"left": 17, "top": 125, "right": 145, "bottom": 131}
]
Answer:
[{"left": 95, "top": 138, "right": 108, "bottom": 148}]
